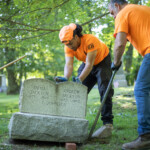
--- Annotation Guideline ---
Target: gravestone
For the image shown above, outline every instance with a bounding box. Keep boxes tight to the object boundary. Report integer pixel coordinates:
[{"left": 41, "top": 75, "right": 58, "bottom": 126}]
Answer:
[
  {"left": 113, "top": 63, "right": 127, "bottom": 88},
  {"left": 9, "top": 79, "right": 89, "bottom": 143},
  {"left": 0, "top": 74, "right": 7, "bottom": 92},
  {"left": 19, "top": 79, "right": 87, "bottom": 118}
]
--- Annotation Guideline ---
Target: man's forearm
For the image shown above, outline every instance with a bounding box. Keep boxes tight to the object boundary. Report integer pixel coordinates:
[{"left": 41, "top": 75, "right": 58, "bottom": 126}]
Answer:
[
  {"left": 64, "top": 65, "right": 73, "bottom": 79},
  {"left": 114, "top": 32, "right": 127, "bottom": 66},
  {"left": 79, "top": 64, "right": 93, "bottom": 82},
  {"left": 114, "top": 44, "right": 125, "bottom": 66}
]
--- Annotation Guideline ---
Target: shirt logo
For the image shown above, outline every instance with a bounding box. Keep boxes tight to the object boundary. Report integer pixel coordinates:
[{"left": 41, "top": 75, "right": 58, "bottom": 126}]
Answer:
[{"left": 88, "top": 43, "right": 94, "bottom": 49}]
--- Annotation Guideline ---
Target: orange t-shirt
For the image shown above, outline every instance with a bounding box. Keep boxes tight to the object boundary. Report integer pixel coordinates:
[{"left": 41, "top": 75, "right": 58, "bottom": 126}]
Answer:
[
  {"left": 114, "top": 4, "right": 150, "bottom": 56},
  {"left": 65, "top": 34, "right": 109, "bottom": 65}
]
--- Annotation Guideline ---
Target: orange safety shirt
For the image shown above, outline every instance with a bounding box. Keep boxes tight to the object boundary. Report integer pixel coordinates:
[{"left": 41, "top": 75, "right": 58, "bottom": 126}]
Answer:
[
  {"left": 65, "top": 34, "right": 109, "bottom": 65},
  {"left": 114, "top": 4, "right": 150, "bottom": 56}
]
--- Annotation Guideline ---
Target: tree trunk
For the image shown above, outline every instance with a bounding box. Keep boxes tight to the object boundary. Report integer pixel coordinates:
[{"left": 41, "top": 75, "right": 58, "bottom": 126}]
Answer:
[
  {"left": 108, "top": 40, "right": 113, "bottom": 59},
  {"left": 5, "top": 47, "right": 19, "bottom": 94},
  {"left": 124, "top": 43, "right": 133, "bottom": 85},
  {"left": 125, "top": 43, "right": 133, "bottom": 72},
  {"left": 6, "top": 68, "right": 19, "bottom": 94}
]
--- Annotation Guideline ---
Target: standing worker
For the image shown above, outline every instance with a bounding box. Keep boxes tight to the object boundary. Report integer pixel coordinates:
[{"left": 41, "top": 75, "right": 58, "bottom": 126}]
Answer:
[
  {"left": 55, "top": 23, "right": 114, "bottom": 138},
  {"left": 108, "top": 0, "right": 150, "bottom": 149}
]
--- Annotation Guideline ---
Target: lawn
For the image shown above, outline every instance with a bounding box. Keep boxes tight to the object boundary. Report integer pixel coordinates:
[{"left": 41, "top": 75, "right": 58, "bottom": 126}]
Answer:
[
  {"left": 0, "top": 86, "right": 138, "bottom": 150},
  {"left": 0, "top": 93, "right": 19, "bottom": 144}
]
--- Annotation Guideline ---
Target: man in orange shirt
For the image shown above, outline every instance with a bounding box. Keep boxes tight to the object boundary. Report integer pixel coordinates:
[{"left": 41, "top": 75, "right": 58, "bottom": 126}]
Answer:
[
  {"left": 109, "top": 0, "right": 150, "bottom": 149},
  {"left": 55, "top": 23, "right": 114, "bottom": 138}
]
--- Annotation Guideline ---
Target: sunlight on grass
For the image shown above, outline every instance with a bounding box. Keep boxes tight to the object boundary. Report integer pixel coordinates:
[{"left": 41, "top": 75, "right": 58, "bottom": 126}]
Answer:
[{"left": 94, "top": 101, "right": 100, "bottom": 105}]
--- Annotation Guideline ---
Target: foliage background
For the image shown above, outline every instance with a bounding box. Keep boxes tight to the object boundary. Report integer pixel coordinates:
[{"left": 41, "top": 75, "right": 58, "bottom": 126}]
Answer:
[{"left": 0, "top": 0, "right": 149, "bottom": 94}]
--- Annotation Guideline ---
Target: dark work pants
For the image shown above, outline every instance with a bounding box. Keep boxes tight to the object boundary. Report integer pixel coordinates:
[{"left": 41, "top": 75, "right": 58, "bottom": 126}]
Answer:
[{"left": 78, "top": 54, "right": 114, "bottom": 125}]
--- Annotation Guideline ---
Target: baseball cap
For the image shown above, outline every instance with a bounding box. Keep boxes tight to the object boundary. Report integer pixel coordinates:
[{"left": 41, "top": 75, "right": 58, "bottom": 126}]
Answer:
[{"left": 59, "top": 23, "right": 77, "bottom": 44}]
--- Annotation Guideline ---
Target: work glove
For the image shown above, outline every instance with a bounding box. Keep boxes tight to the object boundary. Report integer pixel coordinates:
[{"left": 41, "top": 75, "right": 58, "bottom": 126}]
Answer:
[
  {"left": 54, "top": 76, "right": 68, "bottom": 83},
  {"left": 111, "top": 62, "right": 122, "bottom": 71},
  {"left": 72, "top": 77, "right": 82, "bottom": 84}
]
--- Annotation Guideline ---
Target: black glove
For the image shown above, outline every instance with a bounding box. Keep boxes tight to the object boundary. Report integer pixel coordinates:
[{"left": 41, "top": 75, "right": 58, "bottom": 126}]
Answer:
[
  {"left": 54, "top": 76, "right": 68, "bottom": 83},
  {"left": 111, "top": 62, "right": 122, "bottom": 71},
  {"left": 72, "top": 77, "right": 82, "bottom": 84}
]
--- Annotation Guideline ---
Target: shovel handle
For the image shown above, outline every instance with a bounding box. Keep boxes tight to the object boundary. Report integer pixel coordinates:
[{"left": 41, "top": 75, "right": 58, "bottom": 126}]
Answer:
[{"left": 88, "top": 70, "right": 117, "bottom": 140}]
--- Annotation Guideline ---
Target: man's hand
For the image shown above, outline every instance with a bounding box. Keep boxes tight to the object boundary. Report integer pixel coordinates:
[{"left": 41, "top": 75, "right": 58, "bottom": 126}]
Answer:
[
  {"left": 111, "top": 62, "right": 122, "bottom": 71},
  {"left": 72, "top": 77, "right": 82, "bottom": 84},
  {"left": 54, "top": 76, "right": 68, "bottom": 82}
]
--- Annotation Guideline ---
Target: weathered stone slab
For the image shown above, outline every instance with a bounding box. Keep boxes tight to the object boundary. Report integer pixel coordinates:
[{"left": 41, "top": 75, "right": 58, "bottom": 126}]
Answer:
[
  {"left": 114, "top": 80, "right": 127, "bottom": 88},
  {"left": 19, "top": 79, "right": 87, "bottom": 118},
  {"left": 0, "top": 74, "right": 7, "bottom": 92},
  {"left": 9, "top": 112, "right": 89, "bottom": 143},
  {"left": 113, "top": 62, "right": 127, "bottom": 87},
  {"left": 114, "top": 74, "right": 127, "bottom": 87},
  {"left": 114, "top": 74, "right": 126, "bottom": 80}
]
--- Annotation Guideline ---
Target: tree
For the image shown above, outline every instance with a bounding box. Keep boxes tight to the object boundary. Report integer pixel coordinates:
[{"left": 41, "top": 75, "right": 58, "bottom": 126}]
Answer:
[
  {"left": 0, "top": 0, "right": 20, "bottom": 94},
  {"left": 0, "top": 0, "right": 149, "bottom": 93}
]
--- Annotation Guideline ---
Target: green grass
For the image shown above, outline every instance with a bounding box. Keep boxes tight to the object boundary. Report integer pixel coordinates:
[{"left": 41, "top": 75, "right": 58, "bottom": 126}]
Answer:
[
  {"left": 0, "top": 93, "right": 19, "bottom": 144},
  {"left": 81, "top": 86, "right": 138, "bottom": 150},
  {"left": 0, "top": 87, "right": 138, "bottom": 150}
]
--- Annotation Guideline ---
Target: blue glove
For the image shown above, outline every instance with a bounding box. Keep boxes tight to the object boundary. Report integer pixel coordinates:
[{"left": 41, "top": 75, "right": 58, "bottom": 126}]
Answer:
[
  {"left": 111, "top": 62, "right": 122, "bottom": 71},
  {"left": 72, "top": 77, "right": 82, "bottom": 84},
  {"left": 54, "top": 76, "right": 68, "bottom": 82}
]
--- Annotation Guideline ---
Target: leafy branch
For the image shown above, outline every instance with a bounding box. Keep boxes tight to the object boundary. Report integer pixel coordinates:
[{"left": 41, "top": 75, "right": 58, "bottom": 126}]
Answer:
[
  {"left": 0, "top": 12, "right": 109, "bottom": 33},
  {"left": 9, "top": 0, "right": 70, "bottom": 17},
  {"left": 81, "top": 12, "right": 109, "bottom": 26},
  {"left": 0, "top": 17, "right": 60, "bottom": 32}
]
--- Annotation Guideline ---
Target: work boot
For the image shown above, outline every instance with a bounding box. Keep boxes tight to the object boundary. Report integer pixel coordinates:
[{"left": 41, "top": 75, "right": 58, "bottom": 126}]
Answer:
[
  {"left": 91, "top": 124, "right": 113, "bottom": 138},
  {"left": 122, "top": 133, "right": 150, "bottom": 150}
]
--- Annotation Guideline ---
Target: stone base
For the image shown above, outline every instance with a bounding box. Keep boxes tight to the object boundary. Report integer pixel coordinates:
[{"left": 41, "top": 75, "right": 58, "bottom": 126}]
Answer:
[{"left": 9, "top": 112, "right": 89, "bottom": 143}]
